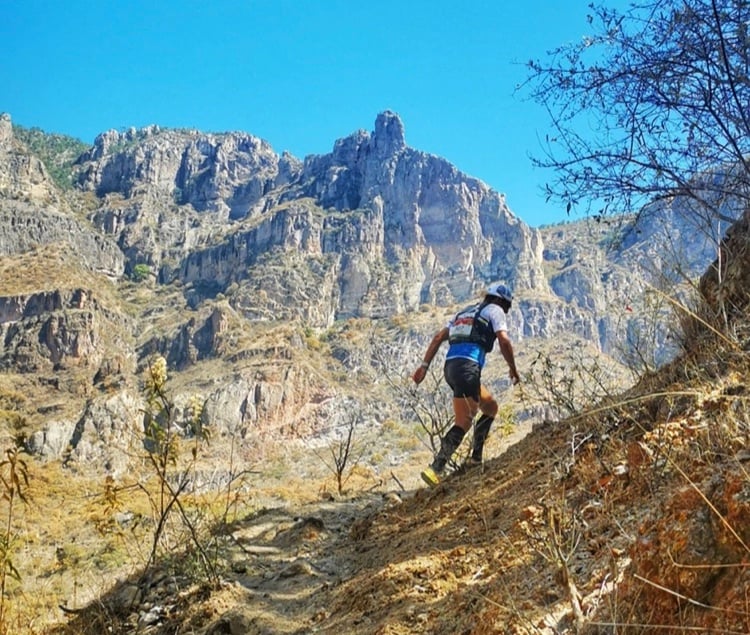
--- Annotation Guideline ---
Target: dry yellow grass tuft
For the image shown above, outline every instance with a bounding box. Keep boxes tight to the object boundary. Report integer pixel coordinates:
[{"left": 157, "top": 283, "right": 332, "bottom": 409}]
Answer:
[{"left": 0, "top": 245, "right": 108, "bottom": 297}]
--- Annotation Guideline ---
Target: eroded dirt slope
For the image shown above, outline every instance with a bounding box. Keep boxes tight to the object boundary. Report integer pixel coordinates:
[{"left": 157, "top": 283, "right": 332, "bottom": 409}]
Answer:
[{"left": 51, "top": 342, "right": 750, "bottom": 635}]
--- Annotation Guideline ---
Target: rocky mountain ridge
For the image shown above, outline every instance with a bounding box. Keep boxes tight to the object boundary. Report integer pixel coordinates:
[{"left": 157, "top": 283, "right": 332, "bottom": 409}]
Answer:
[
  {"left": 0, "top": 109, "right": 739, "bottom": 470},
  {"left": 70, "top": 111, "right": 546, "bottom": 322},
  {"left": 2, "top": 109, "right": 749, "bottom": 635}
]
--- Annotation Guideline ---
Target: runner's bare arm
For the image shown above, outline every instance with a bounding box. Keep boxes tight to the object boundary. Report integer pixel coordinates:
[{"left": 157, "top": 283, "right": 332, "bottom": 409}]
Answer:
[
  {"left": 412, "top": 327, "right": 449, "bottom": 383},
  {"left": 496, "top": 330, "right": 520, "bottom": 384}
]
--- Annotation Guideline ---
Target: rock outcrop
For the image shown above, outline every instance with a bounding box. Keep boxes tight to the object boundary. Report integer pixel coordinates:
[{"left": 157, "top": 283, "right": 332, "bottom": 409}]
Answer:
[
  {"left": 69, "top": 112, "right": 551, "bottom": 329},
  {"left": 0, "top": 113, "right": 59, "bottom": 203},
  {"left": 0, "top": 109, "right": 743, "bottom": 472},
  {"left": 0, "top": 200, "right": 124, "bottom": 277}
]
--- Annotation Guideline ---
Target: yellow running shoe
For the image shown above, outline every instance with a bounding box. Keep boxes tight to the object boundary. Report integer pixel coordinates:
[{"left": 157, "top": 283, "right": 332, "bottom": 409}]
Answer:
[{"left": 420, "top": 466, "right": 440, "bottom": 488}]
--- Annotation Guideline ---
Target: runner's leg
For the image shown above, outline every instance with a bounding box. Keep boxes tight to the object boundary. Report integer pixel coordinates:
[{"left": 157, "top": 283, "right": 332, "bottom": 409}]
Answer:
[
  {"left": 431, "top": 396, "right": 476, "bottom": 472},
  {"left": 472, "top": 386, "right": 498, "bottom": 462},
  {"left": 431, "top": 360, "right": 480, "bottom": 473}
]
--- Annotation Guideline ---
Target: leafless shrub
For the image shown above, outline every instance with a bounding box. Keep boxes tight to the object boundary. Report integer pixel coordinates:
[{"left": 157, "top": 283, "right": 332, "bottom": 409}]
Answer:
[
  {"left": 0, "top": 444, "right": 29, "bottom": 635},
  {"left": 521, "top": 495, "right": 586, "bottom": 633},
  {"left": 312, "top": 409, "right": 370, "bottom": 496}
]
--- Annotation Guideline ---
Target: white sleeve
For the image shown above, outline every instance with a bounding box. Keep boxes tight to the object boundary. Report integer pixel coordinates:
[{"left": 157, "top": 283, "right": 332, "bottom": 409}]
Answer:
[{"left": 486, "top": 304, "right": 508, "bottom": 333}]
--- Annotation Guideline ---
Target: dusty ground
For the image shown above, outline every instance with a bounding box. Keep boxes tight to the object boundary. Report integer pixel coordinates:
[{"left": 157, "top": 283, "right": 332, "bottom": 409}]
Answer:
[
  {"left": 6, "top": 326, "right": 750, "bottom": 635},
  {"left": 43, "top": 353, "right": 750, "bottom": 635}
]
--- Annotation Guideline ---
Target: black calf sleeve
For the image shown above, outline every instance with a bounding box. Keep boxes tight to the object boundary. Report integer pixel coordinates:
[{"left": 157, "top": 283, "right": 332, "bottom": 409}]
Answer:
[
  {"left": 472, "top": 414, "right": 494, "bottom": 461},
  {"left": 432, "top": 425, "right": 466, "bottom": 472}
]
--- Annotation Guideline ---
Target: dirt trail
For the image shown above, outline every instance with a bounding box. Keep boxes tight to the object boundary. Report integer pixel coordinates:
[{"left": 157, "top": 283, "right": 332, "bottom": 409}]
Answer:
[
  {"left": 206, "top": 494, "right": 392, "bottom": 634},
  {"left": 183, "top": 425, "right": 537, "bottom": 635}
]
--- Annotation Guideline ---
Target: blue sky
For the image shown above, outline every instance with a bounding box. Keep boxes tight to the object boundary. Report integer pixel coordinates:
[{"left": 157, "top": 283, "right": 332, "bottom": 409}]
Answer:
[{"left": 1, "top": 1, "right": 627, "bottom": 227}]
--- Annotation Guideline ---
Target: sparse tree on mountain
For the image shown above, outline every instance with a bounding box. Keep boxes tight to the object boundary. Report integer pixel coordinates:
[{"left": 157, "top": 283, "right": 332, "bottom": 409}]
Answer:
[{"left": 525, "top": 0, "right": 750, "bottom": 224}]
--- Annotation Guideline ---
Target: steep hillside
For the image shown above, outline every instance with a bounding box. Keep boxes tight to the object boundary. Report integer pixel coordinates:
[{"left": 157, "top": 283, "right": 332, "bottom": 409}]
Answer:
[
  {"left": 1, "top": 110, "right": 748, "bottom": 634},
  {"left": 45, "top": 209, "right": 750, "bottom": 634}
]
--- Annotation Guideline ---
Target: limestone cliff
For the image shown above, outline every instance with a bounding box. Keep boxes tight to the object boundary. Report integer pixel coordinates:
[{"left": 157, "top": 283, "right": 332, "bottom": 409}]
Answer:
[
  {"left": 0, "top": 110, "right": 741, "bottom": 474},
  {"left": 72, "top": 112, "right": 549, "bottom": 326}
]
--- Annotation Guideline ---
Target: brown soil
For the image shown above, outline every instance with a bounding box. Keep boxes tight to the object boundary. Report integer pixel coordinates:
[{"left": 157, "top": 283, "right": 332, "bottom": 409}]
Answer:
[{"left": 47, "top": 350, "right": 750, "bottom": 635}]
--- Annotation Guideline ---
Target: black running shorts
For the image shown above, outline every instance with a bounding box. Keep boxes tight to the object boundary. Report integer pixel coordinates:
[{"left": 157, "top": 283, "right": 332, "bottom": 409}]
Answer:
[{"left": 444, "top": 358, "right": 481, "bottom": 401}]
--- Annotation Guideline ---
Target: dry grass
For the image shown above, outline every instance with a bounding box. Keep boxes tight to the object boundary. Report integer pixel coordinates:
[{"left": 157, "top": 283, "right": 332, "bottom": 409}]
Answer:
[{"left": 0, "top": 246, "right": 99, "bottom": 297}]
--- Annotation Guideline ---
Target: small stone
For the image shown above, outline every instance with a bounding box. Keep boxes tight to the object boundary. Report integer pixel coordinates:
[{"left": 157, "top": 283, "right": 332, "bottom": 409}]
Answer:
[
  {"left": 231, "top": 560, "right": 248, "bottom": 573},
  {"left": 113, "top": 583, "right": 140, "bottom": 608}
]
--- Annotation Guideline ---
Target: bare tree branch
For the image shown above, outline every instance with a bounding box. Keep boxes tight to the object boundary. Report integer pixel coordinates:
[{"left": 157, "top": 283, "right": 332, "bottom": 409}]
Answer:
[{"left": 524, "top": 0, "right": 750, "bottom": 227}]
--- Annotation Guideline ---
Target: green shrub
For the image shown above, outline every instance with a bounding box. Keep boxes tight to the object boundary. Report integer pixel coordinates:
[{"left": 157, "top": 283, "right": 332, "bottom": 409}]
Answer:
[
  {"left": 12, "top": 125, "right": 88, "bottom": 191},
  {"left": 131, "top": 264, "right": 151, "bottom": 283}
]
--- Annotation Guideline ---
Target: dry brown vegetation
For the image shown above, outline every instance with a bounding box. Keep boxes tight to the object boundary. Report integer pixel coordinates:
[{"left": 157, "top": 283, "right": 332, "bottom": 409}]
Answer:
[
  {"left": 3, "top": 283, "right": 748, "bottom": 634},
  {"left": 0, "top": 245, "right": 114, "bottom": 298},
  {"left": 3, "top": 217, "right": 750, "bottom": 634}
]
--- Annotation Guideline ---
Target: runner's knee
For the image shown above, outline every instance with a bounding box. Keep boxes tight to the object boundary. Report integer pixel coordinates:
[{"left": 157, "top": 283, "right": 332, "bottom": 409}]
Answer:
[
  {"left": 453, "top": 398, "right": 477, "bottom": 431},
  {"left": 481, "top": 397, "right": 498, "bottom": 418}
]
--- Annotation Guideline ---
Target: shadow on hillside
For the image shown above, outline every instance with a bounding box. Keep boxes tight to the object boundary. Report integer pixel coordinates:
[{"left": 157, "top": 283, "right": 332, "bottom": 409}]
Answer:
[{"left": 45, "top": 493, "right": 390, "bottom": 634}]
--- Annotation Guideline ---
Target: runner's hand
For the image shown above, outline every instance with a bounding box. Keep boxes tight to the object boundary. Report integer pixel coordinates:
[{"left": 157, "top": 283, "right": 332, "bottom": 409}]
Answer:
[{"left": 412, "top": 365, "right": 427, "bottom": 384}]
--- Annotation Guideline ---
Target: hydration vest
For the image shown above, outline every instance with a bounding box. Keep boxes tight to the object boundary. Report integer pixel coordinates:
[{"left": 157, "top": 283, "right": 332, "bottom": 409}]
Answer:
[{"left": 447, "top": 301, "right": 496, "bottom": 352}]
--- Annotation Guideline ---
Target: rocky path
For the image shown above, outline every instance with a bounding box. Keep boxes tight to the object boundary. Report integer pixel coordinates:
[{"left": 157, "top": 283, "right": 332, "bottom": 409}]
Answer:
[
  {"left": 202, "top": 493, "right": 396, "bottom": 634},
  {"left": 50, "top": 491, "right": 400, "bottom": 634}
]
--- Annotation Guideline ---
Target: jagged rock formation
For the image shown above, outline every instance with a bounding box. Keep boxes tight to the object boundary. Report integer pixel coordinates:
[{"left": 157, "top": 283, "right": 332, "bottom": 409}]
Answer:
[
  {"left": 72, "top": 111, "right": 548, "bottom": 324},
  {"left": 0, "top": 200, "right": 124, "bottom": 276},
  {"left": 0, "top": 110, "right": 743, "bottom": 474}
]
